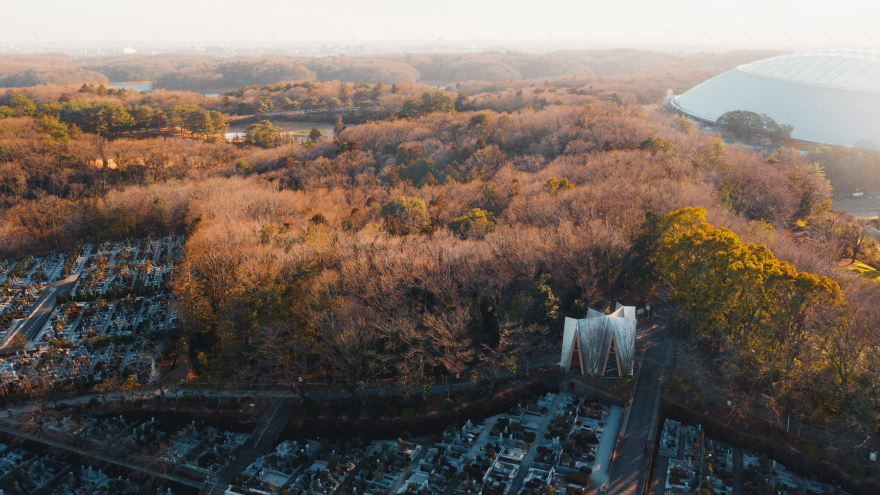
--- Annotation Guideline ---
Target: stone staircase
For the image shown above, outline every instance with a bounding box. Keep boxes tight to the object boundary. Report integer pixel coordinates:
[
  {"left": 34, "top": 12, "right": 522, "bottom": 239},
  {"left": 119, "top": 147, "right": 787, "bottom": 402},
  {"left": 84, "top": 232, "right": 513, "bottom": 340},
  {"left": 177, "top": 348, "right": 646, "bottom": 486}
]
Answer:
[{"left": 202, "top": 399, "right": 294, "bottom": 495}]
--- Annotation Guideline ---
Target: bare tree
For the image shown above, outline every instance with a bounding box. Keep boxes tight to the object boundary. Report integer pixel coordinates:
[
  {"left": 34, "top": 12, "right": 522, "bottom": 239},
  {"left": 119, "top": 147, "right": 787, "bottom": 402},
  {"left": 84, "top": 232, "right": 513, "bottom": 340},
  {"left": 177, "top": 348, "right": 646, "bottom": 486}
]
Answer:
[
  {"left": 251, "top": 321, "right": 317, "bottom": 399},
  {"left": 314, "top": 301, "right": 382, "bottom": 397},
  {"left": 840, "top": 220, "right": 869, "bottom": 264},
  {"left": 424, "top": 306, "right": 475, "bottom": 383},
  {"left": 818, "top": 299, "right": 870, "bottom": 417}
]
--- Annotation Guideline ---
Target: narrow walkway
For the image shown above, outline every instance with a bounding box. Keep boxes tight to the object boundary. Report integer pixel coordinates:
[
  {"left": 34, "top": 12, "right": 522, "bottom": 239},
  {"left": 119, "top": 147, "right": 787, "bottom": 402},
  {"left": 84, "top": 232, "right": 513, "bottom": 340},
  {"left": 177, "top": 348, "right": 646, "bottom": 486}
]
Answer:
[
  {"left": 203, "top": 399, "right": 294, "bottom": 495},
  {"left": 389, "top": 446, "right": 430, "bottom": 493},
  {"left": 508, "top": 394, "right": 564, "bottom": 494},
  {"left": 608, "top": 324, "right": 668, "bottom": 495},
  {"left": 733, "top": 447, "right": 743, "bottom": 495}
]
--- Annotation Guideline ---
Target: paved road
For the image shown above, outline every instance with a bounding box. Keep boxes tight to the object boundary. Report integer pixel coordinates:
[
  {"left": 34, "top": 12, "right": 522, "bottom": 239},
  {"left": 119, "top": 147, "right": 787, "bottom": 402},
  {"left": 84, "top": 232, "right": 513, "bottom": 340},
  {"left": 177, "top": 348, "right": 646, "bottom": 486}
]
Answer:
[
  {"left": 8, "top": 274, "right": 79, "bottom": 345},
  {"left": 609, "top": 323, "right": 668, "bottom": 495}
]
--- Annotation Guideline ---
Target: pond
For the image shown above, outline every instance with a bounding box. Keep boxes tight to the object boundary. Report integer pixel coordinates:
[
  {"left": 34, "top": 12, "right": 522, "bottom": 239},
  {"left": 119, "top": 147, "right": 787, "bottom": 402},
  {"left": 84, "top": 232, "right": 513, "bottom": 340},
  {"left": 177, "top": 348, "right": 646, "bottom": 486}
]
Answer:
[
  {"left": 225, "top": 121, "right": 347, "bottom": 140},
  {"left": 108, "top": 82, "right": 222, "bottom": 98},
  {"left": 108, "top": 81, "right": 153, "bottom": 92}
]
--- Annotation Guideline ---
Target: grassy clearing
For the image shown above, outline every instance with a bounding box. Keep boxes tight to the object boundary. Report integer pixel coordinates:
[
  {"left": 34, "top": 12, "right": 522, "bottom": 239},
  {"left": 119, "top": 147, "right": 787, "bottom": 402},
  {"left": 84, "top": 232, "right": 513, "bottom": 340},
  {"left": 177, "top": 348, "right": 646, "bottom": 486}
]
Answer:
[{"left": 843, "top": 261, "right": 880, "bottom": 283}]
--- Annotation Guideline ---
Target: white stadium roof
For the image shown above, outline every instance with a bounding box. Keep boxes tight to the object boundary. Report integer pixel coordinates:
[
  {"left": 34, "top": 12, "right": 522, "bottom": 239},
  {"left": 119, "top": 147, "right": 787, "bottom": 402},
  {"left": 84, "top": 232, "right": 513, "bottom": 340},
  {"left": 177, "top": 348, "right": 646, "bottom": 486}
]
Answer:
[{"left": 672, "top": 49, "right": 880, "bottom": 147}]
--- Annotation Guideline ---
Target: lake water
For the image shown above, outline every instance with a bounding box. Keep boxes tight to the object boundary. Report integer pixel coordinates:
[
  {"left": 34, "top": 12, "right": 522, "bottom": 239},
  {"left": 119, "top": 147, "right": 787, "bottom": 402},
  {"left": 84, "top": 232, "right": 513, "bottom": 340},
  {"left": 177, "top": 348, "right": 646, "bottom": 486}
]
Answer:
[
  {"left": 108, "top": 82, "right": 222, "bottom": 98},
  {"left": 108, "top": 82, "right": 154, "bottom": 92},
  {"left": 225, "top": 121, "right": 344, "bottom": 140}
]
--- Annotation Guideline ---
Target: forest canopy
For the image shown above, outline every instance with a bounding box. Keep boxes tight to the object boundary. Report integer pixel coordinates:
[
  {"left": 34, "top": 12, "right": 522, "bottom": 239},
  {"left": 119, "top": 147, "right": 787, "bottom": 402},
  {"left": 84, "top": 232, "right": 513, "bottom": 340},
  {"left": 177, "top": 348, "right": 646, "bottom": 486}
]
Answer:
[{"left": 1, "top": 51, "right": 878, "bottom": 457}]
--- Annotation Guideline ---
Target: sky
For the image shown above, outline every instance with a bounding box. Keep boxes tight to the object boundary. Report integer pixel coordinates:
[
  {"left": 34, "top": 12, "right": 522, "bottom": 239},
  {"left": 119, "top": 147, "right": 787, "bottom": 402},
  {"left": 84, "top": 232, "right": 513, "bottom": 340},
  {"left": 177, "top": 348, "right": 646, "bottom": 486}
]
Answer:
[{"left": 4, "top": 0, "right": 880, "bottom": 50}]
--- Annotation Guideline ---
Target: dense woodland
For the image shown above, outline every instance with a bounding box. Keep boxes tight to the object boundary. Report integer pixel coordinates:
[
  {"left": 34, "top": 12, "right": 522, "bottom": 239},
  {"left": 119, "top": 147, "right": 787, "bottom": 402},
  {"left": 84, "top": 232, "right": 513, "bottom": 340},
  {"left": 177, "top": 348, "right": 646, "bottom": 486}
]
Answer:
[{"left": 1, "top": 51, "right": 880, "bottom": 459}]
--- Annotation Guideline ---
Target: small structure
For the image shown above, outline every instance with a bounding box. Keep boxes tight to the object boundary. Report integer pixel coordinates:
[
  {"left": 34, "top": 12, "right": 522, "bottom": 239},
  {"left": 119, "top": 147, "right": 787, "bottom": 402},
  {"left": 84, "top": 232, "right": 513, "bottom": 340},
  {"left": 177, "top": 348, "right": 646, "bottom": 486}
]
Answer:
[{"left": 561, "top": 303, "right": 636, "bottom": 377}]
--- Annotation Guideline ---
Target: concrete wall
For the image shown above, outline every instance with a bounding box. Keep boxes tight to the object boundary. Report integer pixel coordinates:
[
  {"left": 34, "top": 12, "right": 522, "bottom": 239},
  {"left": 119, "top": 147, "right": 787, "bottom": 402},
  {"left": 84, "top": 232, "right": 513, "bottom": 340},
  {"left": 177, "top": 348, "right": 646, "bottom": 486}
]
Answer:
[{"left": 563, "top": 378, "right": 626, "bottom": 407}]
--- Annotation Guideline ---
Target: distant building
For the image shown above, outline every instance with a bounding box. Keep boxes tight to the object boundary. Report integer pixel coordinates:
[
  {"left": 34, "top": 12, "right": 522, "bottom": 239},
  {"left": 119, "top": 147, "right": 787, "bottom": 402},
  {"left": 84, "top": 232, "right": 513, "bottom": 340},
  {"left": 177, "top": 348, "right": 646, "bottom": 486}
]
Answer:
[
  {"left": 671, "top": 49, "right": 880, "bottom": 148},
  {"left": 123, "top": 46, "right": 136, "bottom": 54},
  {"left": 204, "top": 46, "right": 231, "bottom": 56},
  {"left": 561, "top": 303, "right": 636, "bottom": 377},
  {"left": 663, "top": 89, "right": 676, "bottom": 108}
]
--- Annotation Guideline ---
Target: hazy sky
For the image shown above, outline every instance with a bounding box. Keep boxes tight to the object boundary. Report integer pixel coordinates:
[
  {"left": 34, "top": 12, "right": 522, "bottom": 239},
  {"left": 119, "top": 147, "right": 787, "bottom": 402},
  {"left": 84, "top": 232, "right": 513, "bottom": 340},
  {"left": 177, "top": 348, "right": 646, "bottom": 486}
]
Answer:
[{"left": 5, "top": 0, "right": 880, "bottom": 49}]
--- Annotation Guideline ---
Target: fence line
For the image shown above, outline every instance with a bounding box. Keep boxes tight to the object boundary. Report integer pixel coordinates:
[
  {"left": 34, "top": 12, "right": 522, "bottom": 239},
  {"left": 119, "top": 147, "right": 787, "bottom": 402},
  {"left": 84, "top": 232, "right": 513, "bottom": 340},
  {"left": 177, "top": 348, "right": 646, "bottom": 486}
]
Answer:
[
  {"left": 702, "top": 392, "right": 848, "bottom": 450},
  {"left": 181, "top": 353, "right": 562, "bottom": 400}
]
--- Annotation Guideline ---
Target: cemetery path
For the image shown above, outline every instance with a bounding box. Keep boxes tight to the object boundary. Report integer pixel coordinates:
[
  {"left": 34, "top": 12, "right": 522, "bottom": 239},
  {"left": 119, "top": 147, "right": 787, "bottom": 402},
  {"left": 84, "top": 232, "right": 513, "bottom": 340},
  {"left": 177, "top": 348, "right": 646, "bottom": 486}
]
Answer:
[
  {"left": 508, "top": 393, "right": 564, "bottom": 494},
  {"left": 203, "top": 399, "right": 294, "bottom": 495},
  {"left": 388, "top": 444, "right": 430, "bottom": 493},
  {"left": 733, "top": 447, "right": 743, "bottom": 495},
  {"left": 608, "top": 323, "right": 669, "bottom": 495}
]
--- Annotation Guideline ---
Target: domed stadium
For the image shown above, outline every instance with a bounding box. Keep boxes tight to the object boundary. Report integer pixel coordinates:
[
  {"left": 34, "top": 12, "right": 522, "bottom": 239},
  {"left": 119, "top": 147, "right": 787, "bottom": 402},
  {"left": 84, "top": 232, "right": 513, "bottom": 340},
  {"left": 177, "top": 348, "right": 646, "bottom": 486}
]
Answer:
[{"left": 671, "top": 49, "right": 880, "bottom": 148}]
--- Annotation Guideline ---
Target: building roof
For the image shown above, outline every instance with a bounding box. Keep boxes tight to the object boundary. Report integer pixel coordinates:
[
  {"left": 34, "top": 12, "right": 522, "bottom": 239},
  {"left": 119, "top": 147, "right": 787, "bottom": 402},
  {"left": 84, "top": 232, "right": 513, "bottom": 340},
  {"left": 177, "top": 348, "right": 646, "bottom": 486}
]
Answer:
[
  {"left": 672, "top": 49, "right": 880, "bottom": 147},
  {"left": 561, "top": 303, "right": 636, "bottom": 377},
  {"left": 738, "top": 49, "right": 880, "bottom": 92}
]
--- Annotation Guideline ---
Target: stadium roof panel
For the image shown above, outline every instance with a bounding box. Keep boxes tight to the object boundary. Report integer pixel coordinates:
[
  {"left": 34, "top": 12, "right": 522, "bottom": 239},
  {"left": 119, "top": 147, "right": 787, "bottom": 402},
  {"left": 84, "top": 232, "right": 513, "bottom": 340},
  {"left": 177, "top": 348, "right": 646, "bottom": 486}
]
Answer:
[
  {"left": 672, "top": 49, "right": 880, "bottom": 147},
  {"left": 738, "top": 49, "right": 880, "bottom": 91}
]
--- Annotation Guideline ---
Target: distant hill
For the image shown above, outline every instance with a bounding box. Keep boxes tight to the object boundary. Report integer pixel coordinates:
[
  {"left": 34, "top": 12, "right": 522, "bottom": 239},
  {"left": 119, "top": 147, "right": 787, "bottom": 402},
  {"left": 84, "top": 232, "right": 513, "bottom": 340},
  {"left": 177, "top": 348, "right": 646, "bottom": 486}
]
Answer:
[{"left": 0, "top": 49, "right": 785, "bottom": 90}]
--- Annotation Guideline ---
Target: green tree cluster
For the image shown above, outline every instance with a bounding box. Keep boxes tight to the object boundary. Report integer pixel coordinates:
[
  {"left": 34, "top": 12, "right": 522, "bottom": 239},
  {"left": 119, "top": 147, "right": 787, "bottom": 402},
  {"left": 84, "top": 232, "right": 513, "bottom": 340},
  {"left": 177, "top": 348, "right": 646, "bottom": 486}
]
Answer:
[
  {"left": 716, "top": 110, "right": 792, "bottom": 144},
  {"left": 0, "top": 95, "right": 228, "bottom": 139},
  {"left": 380, "top": 196, "right": 430, "bottom": 235},
  {"left": 448, "top": 208, "right": 495, "bottom": 240},
  {"left": 656, "top": 207, "right": 849, "bottom": 401},
  {"left": 245, "top": 120, "right": 291, "bottom": 149}
]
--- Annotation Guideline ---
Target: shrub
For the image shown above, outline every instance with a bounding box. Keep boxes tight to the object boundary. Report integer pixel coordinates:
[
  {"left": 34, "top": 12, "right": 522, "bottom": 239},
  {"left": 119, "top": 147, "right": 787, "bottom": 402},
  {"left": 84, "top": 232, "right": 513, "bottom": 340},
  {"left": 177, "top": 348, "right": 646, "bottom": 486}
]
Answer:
[
  {"left": 564, "top": 472, "right": 590, "bottom": 485},
  {"left": 564, "top": 486, "right": 584, "bottom": 495},
  {"left": 448, "top": 208, "right": 495, "bottom": 239},
  {"left": 639, "top": 136, "right": 675, "bottom": 155},
  {"left": 579, "top": 466, "right": 592, "bottom": 475},
  {"left": 401, "top": 407, "right": 415, "bottom": 420},
  {"left": 670, "top": 476, "right": 681, "bottom": 485},
  {"left": 716, "top": 110, "right": 792, "bottom": 144},
  {"left": 441, "top": 398, "right": 454, "bottom": 411},
  {"left": 310, "top": 213, "right": 328, "bottom": 225},
  {"left": 543, "top": 177, "right": 574, "bottom": 195},
  {"left": 386, "top": 406, "right": 399, "bottom": 418},
  {"left": 380, "top": 196, "right": 430, "bottom": 234},
  {"left": 769, "top": 430, "right": 786, "bottom": 446},
  {"left": 369, "top": 408, "right": 381, "bottom": 420}
]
